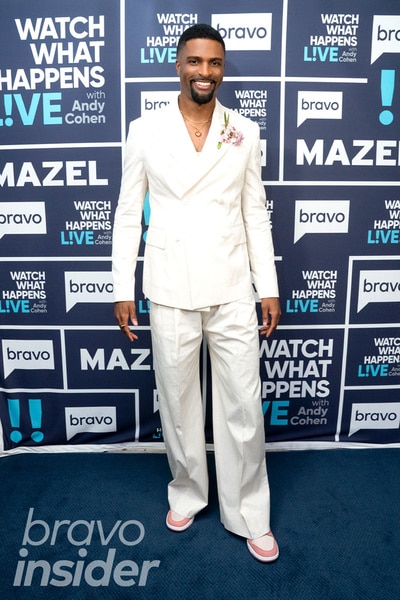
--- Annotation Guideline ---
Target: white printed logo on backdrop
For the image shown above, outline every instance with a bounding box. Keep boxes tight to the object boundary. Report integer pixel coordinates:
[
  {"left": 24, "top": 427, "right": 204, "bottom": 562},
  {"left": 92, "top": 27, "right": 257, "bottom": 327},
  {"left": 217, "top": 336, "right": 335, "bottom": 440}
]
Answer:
[{"left": 211, "top": 13, "right": 272, "bottom": 51}]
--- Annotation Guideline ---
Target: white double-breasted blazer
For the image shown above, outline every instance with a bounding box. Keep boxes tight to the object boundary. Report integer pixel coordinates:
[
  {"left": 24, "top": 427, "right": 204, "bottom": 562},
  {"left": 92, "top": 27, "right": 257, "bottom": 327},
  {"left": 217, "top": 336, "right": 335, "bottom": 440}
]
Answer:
[{"left": 112, "top": 98, "right": 279, "bottom": 310}]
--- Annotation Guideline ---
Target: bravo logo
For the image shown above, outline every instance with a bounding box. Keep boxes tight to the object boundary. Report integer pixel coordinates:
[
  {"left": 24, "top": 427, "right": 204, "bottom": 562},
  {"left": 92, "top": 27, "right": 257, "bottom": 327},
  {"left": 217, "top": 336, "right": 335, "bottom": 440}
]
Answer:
[
  {"left": 294, "top": 200, "right": 350, "bottom": 243},
  {"left": 0, "top": 202, "right": 46, "bottom": 239},
  {"left": 141, "top": 91, "right": 179, "bottom": 115},
  {"left": 14, "top": 507, "right": 160, "bottom": 588},
  {"left": 2, "top": 339, "right": 55, "bottom": 378},
  {"left": 371, "top": 15, "right": 400, "bottom": 63},
  {"left": 297, "top": 91, "right": 343, "bottom": 127},
  {"left": 65, "top": 406, "right": 117, "bottom": 441},
  {"left": 64, "top": 271, "right": 113, "bottom": 312},
  {"left": 349, "top": 402, "right": 400, "bottom": 436},
  {"left": 211, "top": 13, "right": 272, "bottom": 51},
  {"left": 357, "top": 269, "right": 400, "bottom": 312}
]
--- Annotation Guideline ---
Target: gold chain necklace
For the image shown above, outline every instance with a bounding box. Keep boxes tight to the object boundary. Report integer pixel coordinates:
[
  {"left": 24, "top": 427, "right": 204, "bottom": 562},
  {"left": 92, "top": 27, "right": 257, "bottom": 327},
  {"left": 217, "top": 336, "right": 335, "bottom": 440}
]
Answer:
[{"left": 180, "top": 111, "right": 212, "bottom": 137}]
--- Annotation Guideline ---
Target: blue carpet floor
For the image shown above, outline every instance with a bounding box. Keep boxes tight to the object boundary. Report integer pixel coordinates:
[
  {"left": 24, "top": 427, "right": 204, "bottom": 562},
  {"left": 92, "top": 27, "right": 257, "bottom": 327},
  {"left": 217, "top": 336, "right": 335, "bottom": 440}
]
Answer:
[{"left": 0, "top": 449, "right": 399, "bottom": 599}]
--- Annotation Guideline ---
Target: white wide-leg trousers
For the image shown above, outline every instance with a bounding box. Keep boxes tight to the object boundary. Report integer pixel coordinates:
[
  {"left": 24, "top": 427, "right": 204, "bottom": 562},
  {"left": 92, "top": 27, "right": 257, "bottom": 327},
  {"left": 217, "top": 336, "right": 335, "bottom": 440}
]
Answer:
[{"left": 150, "top": 297, "right": 271, "bottom": 539}]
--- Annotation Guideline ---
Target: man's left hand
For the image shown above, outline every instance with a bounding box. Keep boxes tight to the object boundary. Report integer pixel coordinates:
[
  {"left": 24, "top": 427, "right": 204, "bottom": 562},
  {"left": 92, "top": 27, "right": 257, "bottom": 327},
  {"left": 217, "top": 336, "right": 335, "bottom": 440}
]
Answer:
[{"left": 259, "top": 297, "right": 281, "bottom": 337}]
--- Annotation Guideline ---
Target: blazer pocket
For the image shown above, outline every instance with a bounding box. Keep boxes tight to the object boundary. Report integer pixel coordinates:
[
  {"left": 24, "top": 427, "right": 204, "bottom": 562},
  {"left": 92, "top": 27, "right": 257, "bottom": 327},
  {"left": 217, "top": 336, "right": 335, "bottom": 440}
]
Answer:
[
  {"left": 232, "top": 224, "right": 246, "bottom": 245},
  {"left": 145, "top": 226, "right": 166, "bottom": 249}
]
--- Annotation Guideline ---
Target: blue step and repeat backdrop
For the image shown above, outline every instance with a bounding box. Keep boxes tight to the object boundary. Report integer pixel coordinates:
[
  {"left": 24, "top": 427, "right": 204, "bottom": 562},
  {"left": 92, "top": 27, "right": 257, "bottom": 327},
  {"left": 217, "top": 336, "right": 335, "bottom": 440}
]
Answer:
[{"left": 0, "top": 0, "right": 399, "bottom": 454}]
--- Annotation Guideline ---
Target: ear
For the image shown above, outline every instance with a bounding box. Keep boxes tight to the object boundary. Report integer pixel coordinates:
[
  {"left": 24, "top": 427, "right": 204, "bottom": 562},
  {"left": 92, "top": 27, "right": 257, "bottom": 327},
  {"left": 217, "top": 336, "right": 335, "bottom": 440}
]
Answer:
[{"left": 176, "top": 60, "right": 181, "bottom": 75}]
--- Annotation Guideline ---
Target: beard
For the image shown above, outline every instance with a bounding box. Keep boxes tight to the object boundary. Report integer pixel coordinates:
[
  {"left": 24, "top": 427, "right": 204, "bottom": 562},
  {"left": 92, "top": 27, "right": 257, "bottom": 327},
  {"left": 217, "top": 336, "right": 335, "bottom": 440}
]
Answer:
[{"left": 190, "top": 81, "right": 216, "bottom": 105}]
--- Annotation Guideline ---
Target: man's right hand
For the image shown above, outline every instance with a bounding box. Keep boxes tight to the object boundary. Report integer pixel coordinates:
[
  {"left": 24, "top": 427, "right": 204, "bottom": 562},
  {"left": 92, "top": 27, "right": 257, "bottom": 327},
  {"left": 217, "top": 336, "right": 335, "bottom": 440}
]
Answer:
[{"left": 114, "top": 301, "right": 139, "bottom": 341}]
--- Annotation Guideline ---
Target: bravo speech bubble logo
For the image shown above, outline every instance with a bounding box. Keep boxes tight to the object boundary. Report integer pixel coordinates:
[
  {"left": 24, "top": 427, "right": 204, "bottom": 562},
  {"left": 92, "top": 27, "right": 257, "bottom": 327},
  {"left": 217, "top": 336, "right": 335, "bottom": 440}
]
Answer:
[
  {"left": 294, "top": 200, "right": 350, "bottom": 243},
  {"left": 349, "top": 402, "right": 400, "bottom": 436},
  {"left": 357, "top": 269, "right": 400, "bottom": 312},
  {"left": 371, "top": 15, "right": 400, "bottom": 64},
  {"left": 141, "top": 91, "right": 179, "bottom": 115},
  {"left": 211, "top": 13, "right": 272, "bottom": 51},
  {"left": 297, "top": 91, "right": 343, "bottom": 127},
  {"left": 64, "top": 271, "right": 114, "bottom": 312},
  {"left": 2, "top": 339, "right": 54, "bottom": 379},
  {"left": 65, "top": 406, "right": 117, "bottom": 441},
  {"left": 0, "top": 202, "right": 46, "bottom": 239}
]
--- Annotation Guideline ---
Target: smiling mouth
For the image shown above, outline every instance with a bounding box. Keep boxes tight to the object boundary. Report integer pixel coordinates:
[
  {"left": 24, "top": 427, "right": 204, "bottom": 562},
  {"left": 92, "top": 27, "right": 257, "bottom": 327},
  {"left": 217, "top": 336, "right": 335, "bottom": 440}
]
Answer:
[
  {"left": 191, "top": 80, "right": 215, "bottom": 90},
  {"left": 189, "top": 80, "right": 217, "bottom": 105}
]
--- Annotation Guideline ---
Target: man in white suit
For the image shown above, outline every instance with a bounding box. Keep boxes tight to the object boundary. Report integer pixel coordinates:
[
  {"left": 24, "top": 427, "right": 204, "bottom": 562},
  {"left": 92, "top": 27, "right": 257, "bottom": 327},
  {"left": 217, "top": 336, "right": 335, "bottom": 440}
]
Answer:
[{"left": 112, "top": 24, "right": 281, "bottom": 562}]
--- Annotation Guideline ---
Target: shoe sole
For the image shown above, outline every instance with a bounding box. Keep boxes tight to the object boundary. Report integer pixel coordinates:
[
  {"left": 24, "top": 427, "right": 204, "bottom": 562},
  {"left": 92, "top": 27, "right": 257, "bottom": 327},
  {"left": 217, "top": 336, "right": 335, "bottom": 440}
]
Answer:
[
  {"left": 247, "top": 540, "right": 280, "bottom": 563},
  {"left": 166, "top": 513, "right": 194, "bottom": 532}
]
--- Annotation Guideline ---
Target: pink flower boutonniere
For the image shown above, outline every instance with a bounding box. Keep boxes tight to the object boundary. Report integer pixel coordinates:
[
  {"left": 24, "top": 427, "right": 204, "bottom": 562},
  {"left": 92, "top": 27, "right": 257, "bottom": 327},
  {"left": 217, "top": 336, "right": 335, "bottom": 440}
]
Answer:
[{"left": 217, "top": 112, "right": 244, "bottom": 149}]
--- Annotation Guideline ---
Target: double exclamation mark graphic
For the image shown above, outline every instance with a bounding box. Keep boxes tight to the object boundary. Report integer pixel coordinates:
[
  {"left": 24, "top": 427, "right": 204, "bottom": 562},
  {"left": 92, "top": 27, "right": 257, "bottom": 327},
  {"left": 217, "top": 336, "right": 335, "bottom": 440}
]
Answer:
[
  {"left": 8, "top": 399, "right": 44, "bottom": 444},
  {"left": 0, "top": 94, "right": 13, "bottom": 127},
  {"left": 379, "top": 70, "right": 395, "bottom": 125}
]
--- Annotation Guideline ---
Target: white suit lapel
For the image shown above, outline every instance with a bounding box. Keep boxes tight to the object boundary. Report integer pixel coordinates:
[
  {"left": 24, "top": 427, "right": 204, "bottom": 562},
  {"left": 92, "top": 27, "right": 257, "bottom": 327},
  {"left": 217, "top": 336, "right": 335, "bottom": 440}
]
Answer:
[{"left": 165, "top": 100, "right": 231, "bottom": 196}]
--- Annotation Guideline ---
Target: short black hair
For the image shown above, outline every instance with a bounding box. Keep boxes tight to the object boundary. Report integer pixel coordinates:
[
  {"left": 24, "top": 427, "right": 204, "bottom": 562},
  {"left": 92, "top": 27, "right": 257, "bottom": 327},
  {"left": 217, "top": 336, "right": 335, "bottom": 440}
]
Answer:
[{"left": 177, "top": 23, "right": 225, "bottom": 56}]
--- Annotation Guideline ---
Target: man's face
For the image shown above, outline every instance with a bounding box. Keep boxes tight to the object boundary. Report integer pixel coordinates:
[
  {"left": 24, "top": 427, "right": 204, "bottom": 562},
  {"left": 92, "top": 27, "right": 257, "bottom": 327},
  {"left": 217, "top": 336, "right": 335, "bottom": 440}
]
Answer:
[{"left": 176, "top": 38, "right": 225, "bottom": 105}]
